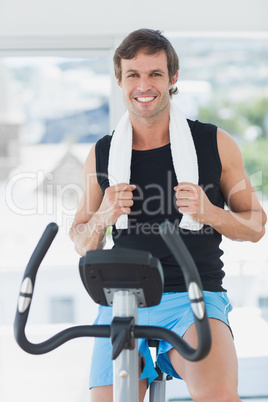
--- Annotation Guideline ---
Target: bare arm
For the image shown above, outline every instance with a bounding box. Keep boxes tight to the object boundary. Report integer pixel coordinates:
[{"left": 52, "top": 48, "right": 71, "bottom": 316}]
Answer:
[
  {"left": 174, "top": 128, "right": 267, "bottom": 242},
  {"left": 69, "top": 145, "right": 106, "bottom": 255},
  {"left": 213, "top": 128, "right": 266, "bottom": 241},
  {"left": 70, "top": 145, "right": 135, "bottom": 256}
]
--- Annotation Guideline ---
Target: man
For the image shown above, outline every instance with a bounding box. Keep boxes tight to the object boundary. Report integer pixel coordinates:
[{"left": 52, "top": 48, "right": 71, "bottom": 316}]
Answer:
[{"left": 70, "top": 29, "right": 266, "bottom": 401}]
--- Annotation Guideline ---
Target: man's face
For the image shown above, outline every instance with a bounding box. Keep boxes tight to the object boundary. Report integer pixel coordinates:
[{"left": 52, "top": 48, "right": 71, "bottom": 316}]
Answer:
[{"left": 117, "top": 50, "right": 178, "bottom": 120}]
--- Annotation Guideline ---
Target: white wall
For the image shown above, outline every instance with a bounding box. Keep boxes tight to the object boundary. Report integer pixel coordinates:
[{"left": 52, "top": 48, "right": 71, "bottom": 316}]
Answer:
[{"left": 0, "top": 0, "right": 267, "bottom": 38}]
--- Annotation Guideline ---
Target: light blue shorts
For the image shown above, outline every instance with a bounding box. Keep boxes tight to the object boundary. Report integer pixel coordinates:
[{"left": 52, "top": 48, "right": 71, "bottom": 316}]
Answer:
[{"left": 89, "top": 291, "right": 233, "bottom": 388}]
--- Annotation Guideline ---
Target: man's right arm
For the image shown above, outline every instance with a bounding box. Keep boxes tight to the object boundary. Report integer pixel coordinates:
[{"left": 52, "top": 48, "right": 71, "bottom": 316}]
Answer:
[
  {"left": 69, "top": 144, "right": 135, "bottom": 256},
  {"left": 69, "top": 144, "right": 106, "bottom": 255}
]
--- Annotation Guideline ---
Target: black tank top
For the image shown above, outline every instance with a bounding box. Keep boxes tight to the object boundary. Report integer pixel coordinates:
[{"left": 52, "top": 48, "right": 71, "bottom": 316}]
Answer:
[{"left": 95, "top": 119, "right": 226, "bottom": 292}]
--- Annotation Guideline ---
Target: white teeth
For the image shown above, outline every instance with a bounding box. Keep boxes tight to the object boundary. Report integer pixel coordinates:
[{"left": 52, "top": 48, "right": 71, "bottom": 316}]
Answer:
[{"left": 136, "top": 97, "right": 155, "bottom": 102}]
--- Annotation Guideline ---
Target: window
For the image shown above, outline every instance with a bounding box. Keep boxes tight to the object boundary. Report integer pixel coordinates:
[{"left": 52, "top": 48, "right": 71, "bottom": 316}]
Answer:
[
  {"left": 0, "top": 55, "right": 111, "bottom": 270},
  {"left": 0, "top": 56, "right": 110, "bottom": 146}
]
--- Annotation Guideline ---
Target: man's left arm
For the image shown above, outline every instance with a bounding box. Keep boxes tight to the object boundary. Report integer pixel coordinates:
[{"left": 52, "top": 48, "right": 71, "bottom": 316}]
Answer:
[{"left": 174, "top": 128, "right": 267, "bottom": 242}]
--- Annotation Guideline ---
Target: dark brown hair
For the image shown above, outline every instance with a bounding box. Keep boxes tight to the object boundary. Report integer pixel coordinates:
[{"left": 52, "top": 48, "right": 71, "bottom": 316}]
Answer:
[{"left": 113, "top": 28, "right": 179, "bottom": 96}]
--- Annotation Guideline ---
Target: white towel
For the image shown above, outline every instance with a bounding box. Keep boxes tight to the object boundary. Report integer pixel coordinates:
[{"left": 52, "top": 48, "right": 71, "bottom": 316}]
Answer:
[{"left": 108, "top": 101, "right": 203, "bottom": 231}]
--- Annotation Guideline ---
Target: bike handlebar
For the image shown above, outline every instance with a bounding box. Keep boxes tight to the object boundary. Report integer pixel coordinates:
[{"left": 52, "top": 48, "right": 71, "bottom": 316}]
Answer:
[
  {"left": 158, "top": 221, "right": 211, "bottom": 360},
  {"left": 14, "top": 221, "right": 211, "bottom": 361}
]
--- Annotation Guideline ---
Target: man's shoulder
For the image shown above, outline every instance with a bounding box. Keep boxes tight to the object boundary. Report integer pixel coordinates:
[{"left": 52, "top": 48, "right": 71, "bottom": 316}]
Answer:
[
  {"left": 95, "top": 134, "right": 113, "bottom": 158},
  {"left": 187, "top": 119, "right": 217, "bottom": 134},
  {"left": 95, "top": 134, "right": 113, "bottom": 169},
  {"left": 96, "top": 134, "right": 113, "bottom": 148}
]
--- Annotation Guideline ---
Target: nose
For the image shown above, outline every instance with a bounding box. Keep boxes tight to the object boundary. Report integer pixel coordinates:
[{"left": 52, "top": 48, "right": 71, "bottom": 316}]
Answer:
[{"left": 137, "top": 75, "right": 152, "bottom": 92}]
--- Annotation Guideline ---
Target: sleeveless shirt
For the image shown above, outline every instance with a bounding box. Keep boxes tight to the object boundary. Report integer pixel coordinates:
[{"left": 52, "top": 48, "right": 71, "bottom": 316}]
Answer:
[{"left": 95, "top": 119, "right": 226, "bottom": 292}]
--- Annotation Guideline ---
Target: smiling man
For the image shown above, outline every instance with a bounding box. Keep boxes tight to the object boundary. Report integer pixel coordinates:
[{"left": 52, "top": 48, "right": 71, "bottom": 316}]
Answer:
[{"left": 70, "top": 29, "right": 266, "bottom": 401}]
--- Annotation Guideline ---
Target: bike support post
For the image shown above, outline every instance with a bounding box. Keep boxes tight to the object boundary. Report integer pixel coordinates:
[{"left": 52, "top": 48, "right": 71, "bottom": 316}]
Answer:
[
  {"left": 113, "top": 290, "right": 139, "bottom": 402},
  {"left": 149, "top": 372, "right": 167, "bottom": 402}
]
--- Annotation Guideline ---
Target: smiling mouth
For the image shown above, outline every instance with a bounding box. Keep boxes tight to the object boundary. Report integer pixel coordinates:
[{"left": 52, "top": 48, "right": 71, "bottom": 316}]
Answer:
[{"left": 135, "top": 96, "right": 157, "bottom": 103}]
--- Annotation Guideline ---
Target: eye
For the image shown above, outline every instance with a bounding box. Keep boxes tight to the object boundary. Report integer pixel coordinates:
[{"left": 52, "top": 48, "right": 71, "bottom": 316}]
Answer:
[
  {"left": 151, "top": 72, "right": 161, "bottom": 77},
  {"left": 127, "top": 73, "right": 138, "bottom": 78}
]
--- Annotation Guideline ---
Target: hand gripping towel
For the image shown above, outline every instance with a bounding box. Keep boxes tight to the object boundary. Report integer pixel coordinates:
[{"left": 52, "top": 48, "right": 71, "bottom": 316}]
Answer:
[{"left": 108, "top": 101, "right": 203, "bottom": 231}]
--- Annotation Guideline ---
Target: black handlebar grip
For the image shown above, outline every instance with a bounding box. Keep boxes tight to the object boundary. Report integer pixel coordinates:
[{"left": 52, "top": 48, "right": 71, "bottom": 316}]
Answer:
[
  {"left": 159, "top": 221, "right": 205, "bottom": 318},
  {"left": 159, "top": 221, "right": 212, "bottom": 359},
  {"left": 14, "top": 223, "right": 111, "bottom": 355},
  {"left": 14, "top": 223, "right": 59, "bottom": 350},
  {"left": 159, "top": 221, "right": 202, "bottom": 289}
]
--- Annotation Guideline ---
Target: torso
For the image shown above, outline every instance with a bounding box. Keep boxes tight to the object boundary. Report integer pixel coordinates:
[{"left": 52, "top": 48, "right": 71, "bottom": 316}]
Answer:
[{"left": 95, "top": 119, "right": 226, "bottom": 292}]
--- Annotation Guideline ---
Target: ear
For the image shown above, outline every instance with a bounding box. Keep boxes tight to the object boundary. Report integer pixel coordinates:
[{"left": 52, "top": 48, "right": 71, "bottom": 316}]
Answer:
[
  {"left": 115, "top": 74, "right": 122, "bottom": 88},
  {"left": 169, "top": 70, "right": 179, "bottom": 89}
]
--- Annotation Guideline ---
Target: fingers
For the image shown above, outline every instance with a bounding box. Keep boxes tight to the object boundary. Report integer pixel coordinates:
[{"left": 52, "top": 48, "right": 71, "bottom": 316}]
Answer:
[
  {"left": 174, "top": 182, "right": 198, "bottom": 195},
  {"left": 114, "top": 183, "right": 136, "bottom": 213},
  {"left": 174, "top": 183, "right": 198, "bottom": 201},
  {"left": 174, "top": 182, "right": 199, "bottom": 214},
  {"left": 106, "top": 183, "right": 136, "bottom": 206},
  {"left": 112, "top": 183, "right": 136, "bottom": 192},
  {"left": 173, "top": 183, "right": 212, "bottom": 225},
  {"left": 99, "top": 183, "right": 136, "bottom": 225}
]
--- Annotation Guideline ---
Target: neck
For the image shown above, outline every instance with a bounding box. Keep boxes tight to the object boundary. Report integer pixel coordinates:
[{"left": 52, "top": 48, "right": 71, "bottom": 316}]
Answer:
[{"left": 129, "top": 105, "right": 171, "bottom": 151}]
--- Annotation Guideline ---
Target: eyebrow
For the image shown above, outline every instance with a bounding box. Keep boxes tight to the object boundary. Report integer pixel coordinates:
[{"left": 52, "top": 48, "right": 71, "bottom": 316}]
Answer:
[{"left": 124, "top": 68, "right": 166, "bottom": 75}]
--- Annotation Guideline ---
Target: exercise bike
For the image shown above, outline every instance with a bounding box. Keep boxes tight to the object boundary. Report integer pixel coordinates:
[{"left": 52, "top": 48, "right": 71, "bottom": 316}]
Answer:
[{"left": 14, "top": 221, "right": 211, "bottom": 402}]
